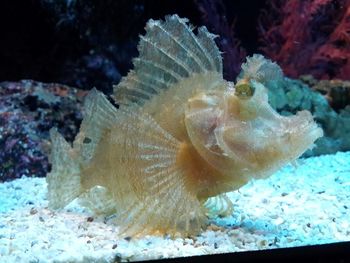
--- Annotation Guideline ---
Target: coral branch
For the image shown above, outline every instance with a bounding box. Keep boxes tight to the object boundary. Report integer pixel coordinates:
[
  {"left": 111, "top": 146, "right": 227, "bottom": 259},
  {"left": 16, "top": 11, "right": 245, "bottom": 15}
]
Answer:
[{"left": 259, "top": 0, "right": 350, "bottom": 80}]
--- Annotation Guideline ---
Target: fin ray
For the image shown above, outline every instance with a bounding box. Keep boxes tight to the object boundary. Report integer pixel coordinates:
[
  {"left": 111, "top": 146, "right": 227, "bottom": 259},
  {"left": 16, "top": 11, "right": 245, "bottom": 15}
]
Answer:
[
  {"left": 95, "top": 106, "right": 207, "bottom": 236},
  {"left": 151, "top": 22, "right": 204, "bottom": 72},
  {"left": 160, "top": 16, "right": 215, "bottom": 71},
  {"left": 204, "top": 193, "right": 234, "bottom": 218},
  {"left": 46, "top": 128, "right": 82, "bottom": 209},
  {"left": 140, "top": 35, "right": 192, "bottom": 77},
  {"left": 113, "top": 14, "right": 222, "bottom": 107},
  {"left": 74, "top": 88, "right": 119, "bottom": 163}
]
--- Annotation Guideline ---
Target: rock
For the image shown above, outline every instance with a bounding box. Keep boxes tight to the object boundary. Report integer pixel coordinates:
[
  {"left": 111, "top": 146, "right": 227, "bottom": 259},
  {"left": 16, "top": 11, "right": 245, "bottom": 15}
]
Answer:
[
  {"left": 0, "top": 80, "right": 86, "bottom": 182},
  {"left": 266, "top": 77, "right": 350, "bottom": 156}
]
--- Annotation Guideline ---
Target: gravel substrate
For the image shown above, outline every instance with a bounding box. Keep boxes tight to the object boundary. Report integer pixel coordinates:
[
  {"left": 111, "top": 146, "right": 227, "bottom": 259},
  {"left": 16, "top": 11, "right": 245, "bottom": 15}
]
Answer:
[{"left": 1, "top": 151, "right": 350, "bottom": 262}]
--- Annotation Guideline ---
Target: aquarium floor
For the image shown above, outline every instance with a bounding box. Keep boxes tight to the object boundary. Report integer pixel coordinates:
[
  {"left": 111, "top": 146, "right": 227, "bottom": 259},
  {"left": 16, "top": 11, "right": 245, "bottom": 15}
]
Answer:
[{"left": 1, "top": 151, "right": 350, "bottom": 262}]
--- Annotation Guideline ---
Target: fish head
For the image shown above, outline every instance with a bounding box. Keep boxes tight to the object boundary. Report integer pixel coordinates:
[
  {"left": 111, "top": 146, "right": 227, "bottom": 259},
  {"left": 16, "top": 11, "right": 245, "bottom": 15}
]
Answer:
[{"left": 185, "top": 78, "right": 323, "bottom": 179}]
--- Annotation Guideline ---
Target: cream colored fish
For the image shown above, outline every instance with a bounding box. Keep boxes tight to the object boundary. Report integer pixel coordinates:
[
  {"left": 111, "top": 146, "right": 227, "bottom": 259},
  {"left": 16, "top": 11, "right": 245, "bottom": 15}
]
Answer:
[{"left": 47, "top": 15, "right": 323, "bottom": 237}]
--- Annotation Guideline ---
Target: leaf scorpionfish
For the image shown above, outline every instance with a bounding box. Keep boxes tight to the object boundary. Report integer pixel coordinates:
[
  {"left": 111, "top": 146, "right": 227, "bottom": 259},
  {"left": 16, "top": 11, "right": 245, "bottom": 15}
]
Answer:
[{"left": 47, "top": 15, "right": 323, "bottom": 237}]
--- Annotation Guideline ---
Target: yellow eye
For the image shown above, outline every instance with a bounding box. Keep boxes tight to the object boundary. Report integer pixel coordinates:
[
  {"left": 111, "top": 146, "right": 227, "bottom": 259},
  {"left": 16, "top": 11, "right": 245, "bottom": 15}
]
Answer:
[{"left": 234, "top": 79, "right": 255, "bottom": 99}]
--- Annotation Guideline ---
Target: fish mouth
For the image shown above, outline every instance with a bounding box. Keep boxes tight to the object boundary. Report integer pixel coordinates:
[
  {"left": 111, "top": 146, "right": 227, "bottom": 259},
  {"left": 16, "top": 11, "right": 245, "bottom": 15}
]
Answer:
[
  {"left": 298, "top": 110, "right": 323, "bottom": 137},
  {"left": 306, "top": 121, "right": 324, "bottom": 144},
  {"left": 287, "top": 110, "right": 323, "bottom": 151}
]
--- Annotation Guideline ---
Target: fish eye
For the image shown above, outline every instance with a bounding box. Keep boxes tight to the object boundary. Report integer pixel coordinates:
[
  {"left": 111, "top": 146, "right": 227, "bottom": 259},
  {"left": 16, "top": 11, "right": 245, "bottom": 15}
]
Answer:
[{"left": 234, "top": 79, "right": 255, "bottom": 99}]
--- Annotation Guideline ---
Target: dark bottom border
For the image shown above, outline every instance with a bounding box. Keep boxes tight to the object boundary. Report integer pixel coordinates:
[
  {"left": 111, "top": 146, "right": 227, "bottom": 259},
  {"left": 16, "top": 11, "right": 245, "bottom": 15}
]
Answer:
[{"left": 142, "top": 241, "right": 350, "bottom": 263}]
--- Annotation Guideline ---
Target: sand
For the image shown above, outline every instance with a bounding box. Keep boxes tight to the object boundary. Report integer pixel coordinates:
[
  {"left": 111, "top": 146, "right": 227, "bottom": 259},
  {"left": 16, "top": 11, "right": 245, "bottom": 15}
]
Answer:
[{"left": 1, "top": 151, "right": 350, "bottom": 262}]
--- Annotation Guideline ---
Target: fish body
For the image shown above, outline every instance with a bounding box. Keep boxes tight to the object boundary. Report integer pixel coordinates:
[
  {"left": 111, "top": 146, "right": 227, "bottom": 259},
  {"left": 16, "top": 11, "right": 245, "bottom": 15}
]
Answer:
[{"left": 47, "top": 15, "right": 323, "bottom": 237}]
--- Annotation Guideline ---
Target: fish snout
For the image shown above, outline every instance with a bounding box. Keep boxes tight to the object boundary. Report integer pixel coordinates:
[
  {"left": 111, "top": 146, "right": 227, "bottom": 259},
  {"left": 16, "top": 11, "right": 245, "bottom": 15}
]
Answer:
[{"left": 282, "top": 110, "right": 323, "bottom": 151}]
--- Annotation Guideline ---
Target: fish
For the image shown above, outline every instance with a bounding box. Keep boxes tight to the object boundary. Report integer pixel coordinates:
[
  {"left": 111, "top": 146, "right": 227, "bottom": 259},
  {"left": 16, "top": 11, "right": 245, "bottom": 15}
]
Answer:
[{"left": 46, "top": 14, "right": 323, "bottom": 237}]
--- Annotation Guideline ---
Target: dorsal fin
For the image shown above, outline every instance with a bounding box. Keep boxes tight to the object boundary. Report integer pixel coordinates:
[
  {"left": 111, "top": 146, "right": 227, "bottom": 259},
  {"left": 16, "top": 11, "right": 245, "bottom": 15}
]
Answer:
[{"left": 113, "top": 14, "right": 223, "bottom": 107}]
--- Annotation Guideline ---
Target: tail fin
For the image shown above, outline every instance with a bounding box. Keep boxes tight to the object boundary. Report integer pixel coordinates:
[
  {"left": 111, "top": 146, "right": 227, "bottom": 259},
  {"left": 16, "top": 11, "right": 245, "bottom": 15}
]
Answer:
[
  {"left": 46, "top": 128, "right": 82, "bottom": 209},
  {"left": 47, "top": 89, "right": 118, "bottom": 210}
]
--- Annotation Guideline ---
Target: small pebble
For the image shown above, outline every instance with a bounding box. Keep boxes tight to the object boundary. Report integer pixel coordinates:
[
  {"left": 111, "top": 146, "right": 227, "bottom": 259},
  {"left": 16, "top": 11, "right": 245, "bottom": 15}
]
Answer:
[{"left": 30, "top": 208, "right": 37, "bottom": 215}]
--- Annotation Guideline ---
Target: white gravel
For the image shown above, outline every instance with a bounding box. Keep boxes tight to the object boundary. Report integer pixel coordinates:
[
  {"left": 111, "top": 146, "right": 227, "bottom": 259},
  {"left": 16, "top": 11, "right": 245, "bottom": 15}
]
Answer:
[{"left": 1, "top": 151, "right": 350, "bottom": 262}]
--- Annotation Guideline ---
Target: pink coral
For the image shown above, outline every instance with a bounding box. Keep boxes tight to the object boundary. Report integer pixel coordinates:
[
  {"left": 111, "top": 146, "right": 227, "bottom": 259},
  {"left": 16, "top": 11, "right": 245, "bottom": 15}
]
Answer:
[{"left": 259, "top": 0, "right": 350, "bottom": 80}]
